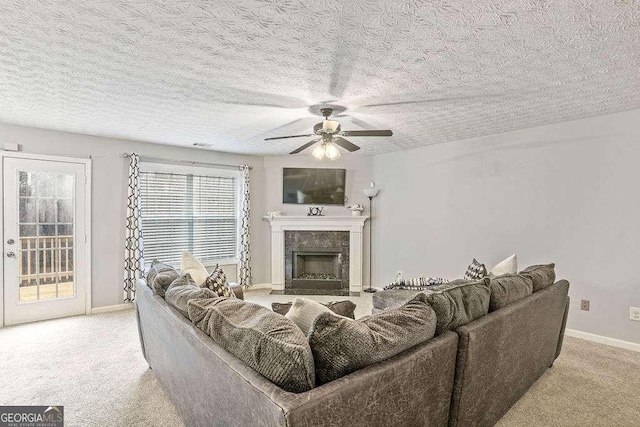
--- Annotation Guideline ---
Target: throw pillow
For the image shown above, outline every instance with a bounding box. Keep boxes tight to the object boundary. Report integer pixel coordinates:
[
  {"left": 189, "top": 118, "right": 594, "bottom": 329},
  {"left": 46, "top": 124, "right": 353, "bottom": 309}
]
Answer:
[
  {"left": 426, "top": 278, "right": 491, "bottom": 335},
  {"left": 489, "top": 254, "right": 518, "bottom": 276},
  {"left": 308, "top": 293, "right": 437, "bottom": 385},
  {"left": 286, "top": 298, "right": 336, "bottom": 335},
  {"left": 164, "top": 274, "right": 217, "bottom": 317},
  {"left": 488, "top": 274, "right": 533, "bottom": 312},
  {"left": 520, "top": 264, "right": 556, "bottom": 292},
  {"left": 272, "top": 300, "right": 357, "bottom": 319},
  {"left": 180, "top": 251, "right": 208, "bottom": 286},
  {"left": 463, "top": 259, "right": 488, "bottom": 280},
  {"left": 146, "top": 260, "right": 179, "bottom": 298},
  {"left": 187, "top": 298, "right": 315, "bottom": 393},
  {"left": 204, "top": 264, "right": 235, "bottom": 298}
]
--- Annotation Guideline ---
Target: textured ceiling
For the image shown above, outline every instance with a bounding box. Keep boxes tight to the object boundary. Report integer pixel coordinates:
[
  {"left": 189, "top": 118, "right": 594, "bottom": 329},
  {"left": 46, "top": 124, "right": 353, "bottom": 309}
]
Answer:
[{"left": 1, "top": 1, "right": 640, "bottom": 156}]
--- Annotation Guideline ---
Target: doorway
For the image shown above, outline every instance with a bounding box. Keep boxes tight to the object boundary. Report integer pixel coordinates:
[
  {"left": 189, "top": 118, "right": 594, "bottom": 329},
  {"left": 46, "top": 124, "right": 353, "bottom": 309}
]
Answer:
[{"left": 2, "top": 154, "right": 90, "bottom": 325}]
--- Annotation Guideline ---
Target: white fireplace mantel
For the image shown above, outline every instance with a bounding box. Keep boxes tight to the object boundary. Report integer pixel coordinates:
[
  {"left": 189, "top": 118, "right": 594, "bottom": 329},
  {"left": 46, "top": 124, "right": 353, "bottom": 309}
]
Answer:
[{"left": 266, "top": 216, "right": 369, "bottom": 293}]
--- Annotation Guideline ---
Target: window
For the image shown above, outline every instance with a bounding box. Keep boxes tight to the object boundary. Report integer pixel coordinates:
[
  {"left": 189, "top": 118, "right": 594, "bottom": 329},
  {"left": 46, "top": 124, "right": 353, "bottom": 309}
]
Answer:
[{"left": 139, "top": 164, "right": 239, "bottom": 267}]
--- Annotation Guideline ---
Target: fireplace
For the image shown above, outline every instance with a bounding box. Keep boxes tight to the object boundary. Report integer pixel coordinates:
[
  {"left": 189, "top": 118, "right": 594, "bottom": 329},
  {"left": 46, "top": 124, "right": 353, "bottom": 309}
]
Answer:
[
  {"left": 292, "top": 249, "right": 342, "bottom": 290},
  {"left": 266, "top": 216, "right": 367, "bottom": 294},
  {"left": 284, "top": 230, "right": 350, "bottom": 294}
]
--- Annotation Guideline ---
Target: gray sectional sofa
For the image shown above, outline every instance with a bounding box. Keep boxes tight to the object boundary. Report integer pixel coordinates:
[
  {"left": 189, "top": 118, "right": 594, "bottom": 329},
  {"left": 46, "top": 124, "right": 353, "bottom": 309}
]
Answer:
[
  {"left": 373, "top": 280, "right": 570, "bottom": 426},
  {"left": 135, "top": 280, "right": 458, "bottom": 426},
  {"left": 135, "top": 278, "right": 569, "bottom": 426}
]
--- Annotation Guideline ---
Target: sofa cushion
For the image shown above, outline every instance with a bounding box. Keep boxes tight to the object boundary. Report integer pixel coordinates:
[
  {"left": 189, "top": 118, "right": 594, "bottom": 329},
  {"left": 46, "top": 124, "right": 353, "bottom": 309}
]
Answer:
[
  {"left": 520, "top": 264, "right": 556, "bottom": 292},
  {"left": 286, "top": 298, "right": 336, "bottom": 335},
  {"left": 272, "top": 300, "right": 356, "bottom": 319},
  {"left": 426, "top": 278, "right": 491, "bottom": 335},
  {"left": 180, "top": 251, "right": 208, "bottom": 286},
  {"left": 308, "top": 293, "right": 436, "bottom": 385},
  {"left": 204, "top": 264, "right": 235, "bottom": 298},
  {"left": 164, "top": 274, "right": 217, "bottom": 317},
  {"left": 187, "top": 297, "right": 315, "bottom": 393},
  {"left": 372, "top": 289, "right": 422, "bottom": 312},
  {"left": 488, "top": 274, "right": 533, "bottom": 312},
  {"left": 146, "top": 260, "right": 179, "bottom": 298},
  {"left": 464, "top": 258, "right": 487, "bottom": 280},
  {"left": 489, "top": 254, "right": 518, "bottom": 276}
]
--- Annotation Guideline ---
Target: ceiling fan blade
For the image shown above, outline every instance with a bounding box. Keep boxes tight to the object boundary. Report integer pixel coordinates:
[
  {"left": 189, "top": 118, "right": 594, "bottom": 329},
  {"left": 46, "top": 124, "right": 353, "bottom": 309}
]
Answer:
[
  {"left": 210, "top": 88, "right": 307, "bottom": 109},
  {"left": 265, "top": 134, "right": 314, "bottom": 141},
  {"left": 333, "top": 137, "right": 360, "bottom": 152},
  {"left": 356, "top": 93, "right": 506, "bottom": 109},
  {"left": 290, "top": 139, "right": 320, "bottom": 154},
  {"left": 340, "top": 130, "right": 393, "bottom": 137}
]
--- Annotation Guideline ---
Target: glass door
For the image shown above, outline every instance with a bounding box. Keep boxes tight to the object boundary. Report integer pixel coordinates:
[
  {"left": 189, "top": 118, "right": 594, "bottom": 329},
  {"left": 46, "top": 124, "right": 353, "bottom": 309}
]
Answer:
[{"left": 3, "top": 156, "right": 88, "bottom": 325}]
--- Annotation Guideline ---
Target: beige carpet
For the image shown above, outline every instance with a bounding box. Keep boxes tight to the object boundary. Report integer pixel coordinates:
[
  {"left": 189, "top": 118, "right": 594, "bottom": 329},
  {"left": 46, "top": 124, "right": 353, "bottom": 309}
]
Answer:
[{"left": 0, "top": 289, "right": 638, "bottom": 426}]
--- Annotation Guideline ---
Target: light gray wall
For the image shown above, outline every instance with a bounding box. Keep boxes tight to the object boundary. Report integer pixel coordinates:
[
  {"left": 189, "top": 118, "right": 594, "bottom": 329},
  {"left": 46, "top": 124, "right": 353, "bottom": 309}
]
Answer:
[
  {"left": 261, "top": 155, "right": 374, "bottom": 286},
  {"left": 372, "top": 109, "right": 640, "bottom": 344},
  {"left": 0, "top": 123, "right": 267, "bottom": 309}
]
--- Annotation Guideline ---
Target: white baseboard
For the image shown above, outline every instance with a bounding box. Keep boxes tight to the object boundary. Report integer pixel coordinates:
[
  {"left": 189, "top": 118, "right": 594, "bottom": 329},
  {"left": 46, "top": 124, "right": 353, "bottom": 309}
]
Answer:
[
  {"left": 245, "top": 283, "right": 273, "bottom": 291},
  {"left": 90, "top": 303, "right": 134, "bottom": 314},
  {"left": 565, "top": 329, "right": 640, "bottom": 353}
]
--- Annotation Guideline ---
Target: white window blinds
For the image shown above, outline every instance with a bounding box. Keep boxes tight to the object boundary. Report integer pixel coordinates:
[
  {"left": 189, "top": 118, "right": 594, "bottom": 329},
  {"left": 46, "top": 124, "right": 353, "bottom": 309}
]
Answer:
[{"left": 140, "top": 171, "right": 238, "bottom": 266}]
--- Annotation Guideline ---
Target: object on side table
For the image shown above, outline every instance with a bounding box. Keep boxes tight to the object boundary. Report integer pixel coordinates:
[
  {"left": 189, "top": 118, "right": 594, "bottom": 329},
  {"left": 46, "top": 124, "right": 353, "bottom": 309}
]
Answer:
[{"left": 363, "top": 182, "right": 379, "bottom": 293}]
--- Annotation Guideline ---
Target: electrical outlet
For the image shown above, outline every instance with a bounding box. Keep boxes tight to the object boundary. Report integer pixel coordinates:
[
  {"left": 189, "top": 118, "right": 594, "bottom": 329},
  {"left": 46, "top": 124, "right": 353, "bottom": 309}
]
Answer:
[
  {"left": 630, "top": 307, "right": 640, "bottom": 322},
  {"left": 581, "top": 300, "right": 590, "bottom": 311}
]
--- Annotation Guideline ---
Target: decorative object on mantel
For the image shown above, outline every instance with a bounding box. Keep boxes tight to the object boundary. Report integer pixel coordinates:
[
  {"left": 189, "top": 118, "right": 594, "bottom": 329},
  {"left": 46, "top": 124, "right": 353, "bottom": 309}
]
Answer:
[
  {"left": 307, "top": 206, "right": 324, "bottom": 216},
  {"left": 363, "top": 182, "right": 380, "bottom": 293},
  {"left": 345, "top": 203, "right": 364, "bottom": 216},
  {"left": 265, "top": 211, "right": 282, "bottom": 220}
]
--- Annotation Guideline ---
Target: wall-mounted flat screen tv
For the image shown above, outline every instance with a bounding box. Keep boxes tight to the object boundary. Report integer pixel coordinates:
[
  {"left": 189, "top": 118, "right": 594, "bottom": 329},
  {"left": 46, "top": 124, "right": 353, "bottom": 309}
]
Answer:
[{"left": 283, "top": 168, "right": 346, "bottom": 205}]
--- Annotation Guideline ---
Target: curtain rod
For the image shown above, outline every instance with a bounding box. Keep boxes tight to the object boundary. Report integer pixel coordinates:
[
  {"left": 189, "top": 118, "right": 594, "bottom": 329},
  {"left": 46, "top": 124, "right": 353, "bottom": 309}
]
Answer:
[{"left": 121, "top": 153, "right": 252, "bottom": 170}]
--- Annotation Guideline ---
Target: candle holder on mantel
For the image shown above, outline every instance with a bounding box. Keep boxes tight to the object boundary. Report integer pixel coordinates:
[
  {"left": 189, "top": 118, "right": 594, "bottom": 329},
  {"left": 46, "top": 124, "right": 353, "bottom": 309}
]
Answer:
[{"left": 363, "top": 182, "right": 379, "bottom": 293}]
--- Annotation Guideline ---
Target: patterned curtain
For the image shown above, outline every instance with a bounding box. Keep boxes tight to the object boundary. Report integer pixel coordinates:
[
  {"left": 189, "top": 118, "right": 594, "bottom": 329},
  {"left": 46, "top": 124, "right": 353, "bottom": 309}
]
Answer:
[
  {"left": 239, "top": 165, "right": 252, "bottom": 288},
  {"left": 124, "top": 153, "right": 144, "bottom": 302}
]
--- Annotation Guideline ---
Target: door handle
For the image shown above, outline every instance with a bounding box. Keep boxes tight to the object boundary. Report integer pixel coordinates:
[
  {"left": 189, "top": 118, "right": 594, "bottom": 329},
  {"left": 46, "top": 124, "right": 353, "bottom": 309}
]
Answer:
[{"left": 6, "top": 251, "right": 15, "bottom": 258}]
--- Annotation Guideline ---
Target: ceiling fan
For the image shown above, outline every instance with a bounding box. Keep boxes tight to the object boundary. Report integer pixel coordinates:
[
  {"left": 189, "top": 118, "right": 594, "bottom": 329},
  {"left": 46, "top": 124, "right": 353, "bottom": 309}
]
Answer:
[{"left": 264, "top": 108, "right": 393, "bottom": 159}]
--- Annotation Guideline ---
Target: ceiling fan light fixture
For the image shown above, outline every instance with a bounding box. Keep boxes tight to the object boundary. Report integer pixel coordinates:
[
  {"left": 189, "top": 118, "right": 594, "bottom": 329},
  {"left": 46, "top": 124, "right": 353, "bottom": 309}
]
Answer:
[
  {"left": 325, "top": 142, "right": 341, "bottom": 160},
  {"left": 312, "top": 144, "right": 325, "bottom": 160},
  {"left": 322, "top": 120, "right": 340, "bottom": 133}
]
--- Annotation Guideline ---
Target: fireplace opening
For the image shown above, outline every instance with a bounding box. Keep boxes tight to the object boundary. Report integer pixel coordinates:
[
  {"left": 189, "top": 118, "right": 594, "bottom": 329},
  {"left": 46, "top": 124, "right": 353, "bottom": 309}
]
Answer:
[{"left": 292, "top": 249, "right": 342, "bottom": 290}]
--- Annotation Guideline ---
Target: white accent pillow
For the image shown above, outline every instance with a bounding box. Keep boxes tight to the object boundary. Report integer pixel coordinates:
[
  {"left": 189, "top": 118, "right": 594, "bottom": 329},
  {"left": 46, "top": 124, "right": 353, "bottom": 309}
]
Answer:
[
  {"left": 489, "top": 254, "right": 518, "bottom": 277},
  {"left": 286, "top": 297, "right": 338, "bottom": 335},
  {"left": 180, "top": 251, "right": 209, "bottom": 286}
]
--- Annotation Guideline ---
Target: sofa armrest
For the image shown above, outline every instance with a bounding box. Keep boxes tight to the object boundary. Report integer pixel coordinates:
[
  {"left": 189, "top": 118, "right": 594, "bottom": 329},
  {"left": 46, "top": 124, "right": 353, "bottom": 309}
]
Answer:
[
  {"left": 229, "top": 282, "right": 244, "bottom": 300},
  {"left": 555, "top": 295, "right": 570, "bottom": 360},
  {"left": 449, "top": 280, "right": 570, "bottom": 427}
]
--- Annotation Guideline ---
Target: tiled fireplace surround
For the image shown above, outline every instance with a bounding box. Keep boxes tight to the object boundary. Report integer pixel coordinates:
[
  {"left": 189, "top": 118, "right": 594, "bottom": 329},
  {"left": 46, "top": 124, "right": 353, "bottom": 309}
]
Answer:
[{"left": 267, "top": 216, "right": 368, "bottom": 295}]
